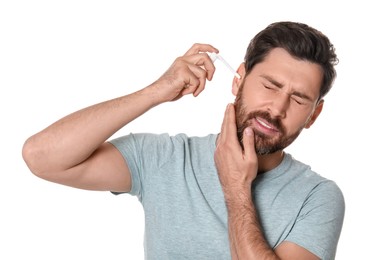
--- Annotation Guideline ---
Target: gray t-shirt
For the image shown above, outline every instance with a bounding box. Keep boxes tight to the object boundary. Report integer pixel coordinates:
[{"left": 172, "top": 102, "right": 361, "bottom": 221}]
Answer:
[{"left": 110, "top": 133, "right": 344, "bottom": 260}]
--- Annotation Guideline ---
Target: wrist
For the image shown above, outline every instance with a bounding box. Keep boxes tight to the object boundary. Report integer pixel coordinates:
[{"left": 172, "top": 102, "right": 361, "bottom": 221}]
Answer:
[
  {"left": 140, "top": 83, "right": 167, "bottom": 107},
  {"left": 224, "top": 186, "right": 252, "bottom": 208}
]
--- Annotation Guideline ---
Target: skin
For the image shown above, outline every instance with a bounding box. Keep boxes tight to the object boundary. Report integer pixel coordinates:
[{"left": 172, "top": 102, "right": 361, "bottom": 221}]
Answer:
[{"left": 23, "top": 44, "right": 324, "bottom": 259}]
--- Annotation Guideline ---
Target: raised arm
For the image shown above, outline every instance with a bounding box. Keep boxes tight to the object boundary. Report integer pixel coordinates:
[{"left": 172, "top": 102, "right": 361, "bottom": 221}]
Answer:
[{"left": 22, "top": 43, "right": 218, "bottom": 192}]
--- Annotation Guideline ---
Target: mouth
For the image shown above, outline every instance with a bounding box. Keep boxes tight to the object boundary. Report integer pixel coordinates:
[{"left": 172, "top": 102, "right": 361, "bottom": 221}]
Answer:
[{"left": 252, "top": 117, "right": 280, "bottom": 135}]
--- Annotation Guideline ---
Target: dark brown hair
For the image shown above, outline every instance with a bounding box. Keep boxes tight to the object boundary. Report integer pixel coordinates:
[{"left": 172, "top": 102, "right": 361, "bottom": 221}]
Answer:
[{"left": 244, "top": 21, "right": 338, "bottom": 100}]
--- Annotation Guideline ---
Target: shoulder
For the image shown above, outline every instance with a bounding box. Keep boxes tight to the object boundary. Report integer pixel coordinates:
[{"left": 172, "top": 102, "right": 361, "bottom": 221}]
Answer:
[
  {"left": 285, "top": 153, "right": 345, "bottom": 210},
  {"left": 308, "top": 179, "right": 345, "bottom": 216},
  {"left": 288, "top": 154, "right": 345, "bottom": 214}
]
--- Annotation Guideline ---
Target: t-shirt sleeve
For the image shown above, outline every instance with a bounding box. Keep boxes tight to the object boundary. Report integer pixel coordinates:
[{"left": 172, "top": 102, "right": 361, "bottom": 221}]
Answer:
[
  {"left": 109, "top": 133, "right": 144, "bottom": 198},
  {"left": 108, "top": 133, "right": 176, "bottom": 200},
  {"left": 285, "top": 180, "right": 345, "bottom": 259}
]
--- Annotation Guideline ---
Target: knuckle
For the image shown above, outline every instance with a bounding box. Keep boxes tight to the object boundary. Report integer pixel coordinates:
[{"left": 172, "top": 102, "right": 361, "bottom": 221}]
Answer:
[{"left": 192, "top": 43, "right": 201, "bottom": 48}]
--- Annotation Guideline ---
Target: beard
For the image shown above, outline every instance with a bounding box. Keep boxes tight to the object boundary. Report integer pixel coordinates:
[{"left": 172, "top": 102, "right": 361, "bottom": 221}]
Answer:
[{"left": 234, "top": 89, "right": 304, "bottom": 155}]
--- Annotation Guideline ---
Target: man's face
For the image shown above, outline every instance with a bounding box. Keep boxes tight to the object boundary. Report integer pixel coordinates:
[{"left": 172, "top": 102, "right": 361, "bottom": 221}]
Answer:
[{"left": 234, "top": 48, "right": 324, "bottom": 155}]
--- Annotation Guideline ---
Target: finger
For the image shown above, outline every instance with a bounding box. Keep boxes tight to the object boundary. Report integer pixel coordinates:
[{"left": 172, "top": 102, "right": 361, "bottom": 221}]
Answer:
[
  {"left": 166, "top": 58, "right": 203, "bottom": 96},
  {"left": 201, "top": 53, "right": 216, "bottom": 81},
  {"left": 179, "top": 72, "right": 201, "bottom": 96},
  {"left": 184, "top": 43, "right": 219, "bottom": 56},
  {"left": 172, "top": 51, "right": 217, "bottom": 98},
  {"left": 187, "top": 64, "right": 207, "bottom": 97},
  {"left": 226, "top": 104, "right": 240, "bottom": 143},
  {"left": 183, "top": 53, "right": 216, "bottom": 81},
  {"left": 220, "top": 103, "right": 239, "bottom": 146},
  {"left": 242, "top": 127, "right": 256, "bottom": 157},
  {"left": 219, "top": 103, "right": 231, "bottom": 143}
]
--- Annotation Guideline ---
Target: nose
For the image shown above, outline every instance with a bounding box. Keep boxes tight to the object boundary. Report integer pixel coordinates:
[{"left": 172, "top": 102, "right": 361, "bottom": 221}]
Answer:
[{"left": 268, "top": 93, "right": 289, "bottom": 118}]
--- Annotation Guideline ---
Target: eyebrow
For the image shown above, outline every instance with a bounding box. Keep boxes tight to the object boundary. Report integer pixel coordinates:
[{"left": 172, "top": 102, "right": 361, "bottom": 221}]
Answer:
[{"left": 259, "top": 74, "right": 313, "bottom": 102}]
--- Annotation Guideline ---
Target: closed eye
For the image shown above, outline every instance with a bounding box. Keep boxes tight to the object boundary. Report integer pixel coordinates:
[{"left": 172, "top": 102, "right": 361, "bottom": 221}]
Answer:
[
  {"left": 264, "top": 84, "right": 308, "bottom": 105},
  {"left": 291, "top": 92, "right": 313, "bottom": 105},
  {"left": 291, "top": 96, "right": 305, "bottom": 105},
  {"left": 263, "top": 84, "right": 278, "bottom": 91}
]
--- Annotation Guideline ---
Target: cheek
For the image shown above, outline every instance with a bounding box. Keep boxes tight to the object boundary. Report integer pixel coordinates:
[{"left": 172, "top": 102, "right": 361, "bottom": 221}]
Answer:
[
  {"left": 285, "top": 109, "right": 313, "bottom": 132},
  {"left": 240, "top": 85, "right": 266, "bottom": 109}
]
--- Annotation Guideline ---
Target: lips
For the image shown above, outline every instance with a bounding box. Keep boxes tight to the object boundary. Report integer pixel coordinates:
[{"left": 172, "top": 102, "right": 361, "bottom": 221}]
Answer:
[{"left": 253, "top": 117, "right": 279, "bottom": 135}]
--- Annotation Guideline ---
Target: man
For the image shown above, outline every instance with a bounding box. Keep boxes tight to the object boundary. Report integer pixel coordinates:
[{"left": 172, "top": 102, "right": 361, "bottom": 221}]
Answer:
[{"left": 22, "top": 21, "right": 345, "bottom": 259}]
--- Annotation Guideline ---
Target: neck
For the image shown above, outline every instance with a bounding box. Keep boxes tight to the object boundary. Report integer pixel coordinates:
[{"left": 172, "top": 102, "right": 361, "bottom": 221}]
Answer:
[{"left": 257, "top": 150, "right": 284, "bottom": 174}]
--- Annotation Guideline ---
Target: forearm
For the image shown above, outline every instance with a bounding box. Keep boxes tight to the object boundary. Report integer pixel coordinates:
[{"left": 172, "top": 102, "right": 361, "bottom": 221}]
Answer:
[
  {"left": 22, "top": 85, "right": 161, "bottom": 175},
  {"left": 226, "top": 188, "right": 280, "bottom": 260},
  {"left": 214, "top": 104, "right": 277, "bottom": 259}
]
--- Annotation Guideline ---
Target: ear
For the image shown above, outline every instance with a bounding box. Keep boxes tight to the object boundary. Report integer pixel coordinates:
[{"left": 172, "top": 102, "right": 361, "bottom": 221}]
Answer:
[
  {"left": 305, "top": 99, "right": 324, "bottom": 129},
  {"left": 232, "top": 63, "right": 246, "bottom": 96}
]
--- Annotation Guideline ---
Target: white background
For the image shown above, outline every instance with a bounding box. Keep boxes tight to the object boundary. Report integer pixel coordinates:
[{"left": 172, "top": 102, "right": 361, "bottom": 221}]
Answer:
[{"left": 1, "top": 0, "right": 371, "bottom": 259}]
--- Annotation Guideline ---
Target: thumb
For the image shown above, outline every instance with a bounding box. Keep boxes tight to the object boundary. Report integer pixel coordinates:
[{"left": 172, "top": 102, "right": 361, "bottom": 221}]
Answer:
[{"left": 242, "top": 127, "right": 256, "bottom": 157}]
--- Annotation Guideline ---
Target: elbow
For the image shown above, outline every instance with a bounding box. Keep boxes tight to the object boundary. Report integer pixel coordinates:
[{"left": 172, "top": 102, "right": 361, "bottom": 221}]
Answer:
[{"left": 22, "top": 137, "right": 47, "bottom": 178}]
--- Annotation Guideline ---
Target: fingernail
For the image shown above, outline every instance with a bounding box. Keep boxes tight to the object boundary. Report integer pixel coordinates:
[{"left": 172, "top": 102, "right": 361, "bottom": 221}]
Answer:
[{"left": 245, "top": 127, "right": 253, "bottom": 136}]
